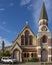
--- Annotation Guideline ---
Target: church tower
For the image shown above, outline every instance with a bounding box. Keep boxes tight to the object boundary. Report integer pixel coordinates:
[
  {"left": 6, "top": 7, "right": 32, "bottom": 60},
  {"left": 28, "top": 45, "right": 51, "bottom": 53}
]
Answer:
[
  {"left": 38, "top": 2, "right": 48, "bottom": 32},
  {"left": 37, "top": 2, "right": 52, "bottom": 62}
]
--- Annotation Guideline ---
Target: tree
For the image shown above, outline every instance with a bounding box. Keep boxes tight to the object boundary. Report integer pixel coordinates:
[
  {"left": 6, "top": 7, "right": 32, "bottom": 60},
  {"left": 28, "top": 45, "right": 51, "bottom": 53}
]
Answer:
[{"left": 1, "top": 51, "right": 11, "bottom": 57}]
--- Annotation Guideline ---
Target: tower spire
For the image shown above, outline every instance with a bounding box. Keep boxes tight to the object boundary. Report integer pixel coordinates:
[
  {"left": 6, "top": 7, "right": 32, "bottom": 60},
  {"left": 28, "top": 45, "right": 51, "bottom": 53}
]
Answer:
[
  {"left": 38, "top": 2, "right": 49, "bottom": 32},
  {"left": 39, "top": 2, "right": 48, "bottom": 20}
]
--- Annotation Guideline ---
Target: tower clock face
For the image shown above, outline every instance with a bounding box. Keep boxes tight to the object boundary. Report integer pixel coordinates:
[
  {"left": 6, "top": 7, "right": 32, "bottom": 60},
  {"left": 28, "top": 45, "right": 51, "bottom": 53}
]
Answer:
[{"left": 41, "top": 26, "right": 47, "bottom": 31}]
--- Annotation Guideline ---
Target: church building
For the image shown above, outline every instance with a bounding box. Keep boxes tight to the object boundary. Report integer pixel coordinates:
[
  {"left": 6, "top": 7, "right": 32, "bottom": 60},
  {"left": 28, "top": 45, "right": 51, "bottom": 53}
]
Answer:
[{"left": 1, "top": 3, "right": 52, "bottom": 62}]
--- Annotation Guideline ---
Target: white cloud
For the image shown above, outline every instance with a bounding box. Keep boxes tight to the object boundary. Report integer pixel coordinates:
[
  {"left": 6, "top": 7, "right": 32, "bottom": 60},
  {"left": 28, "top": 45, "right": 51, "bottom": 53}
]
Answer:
[
  {"left": 20, "top": 0, "right": 31, "bottom": 6},
  {"left": 2, "top": 21, "right": 6, "bottom": 25},
  {"left": 20, "top": 0, "right": 52, "bottom": 33},
  {"left": 45, "top": 0, "right": 52, "bottom": 17},
  {"left": 20, "top": 0, "right": 52, "bottom": 30},
  {"left": 0, "top": 8, "right": 5, "bottom": 11},
  {"left": 27, "top": 4, "right": 33, "bottom": 10},
  {"left": 44, "top": 0, "right": 52, "bottom": 9},
  {"left": 0, "top": 36, "right": 12, "bottom": 49},
  {"left": 0, "top": 25, "right": 11, "bottom": 33},
  {"left": 32, "top": 0, "right": 42, "bottom": 29}
]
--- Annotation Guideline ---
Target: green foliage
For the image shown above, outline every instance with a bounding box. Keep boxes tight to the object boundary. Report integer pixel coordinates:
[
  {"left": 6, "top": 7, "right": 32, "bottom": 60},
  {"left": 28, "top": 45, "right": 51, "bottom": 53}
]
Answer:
[
  {"left": 0, "top": 53, "right": 2, "bottom": 57},
  {"left": 1, "top": 51, "right": 11, "bottom": 57},
  {"left": 28, "top": 57, "right": 39, "bottom": 62},
  {"left": 31, "top": 57, "right": 39, "bottom": 62},
  {"left": 28, "top": 53, "right": 39, "bottom": 62}
]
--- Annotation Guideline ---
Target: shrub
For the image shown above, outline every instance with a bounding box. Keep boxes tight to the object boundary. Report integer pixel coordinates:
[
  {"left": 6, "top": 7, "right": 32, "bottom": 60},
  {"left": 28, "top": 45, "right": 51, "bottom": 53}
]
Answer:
[
  {"left": 31, "top": 57, "right": 39, "bottom": 62},
  {"left": 1, "top": 51, "right": 11, "bottom": 57},
  {"left": 28, "top": 53, "right": 39, "bottom": 62}
]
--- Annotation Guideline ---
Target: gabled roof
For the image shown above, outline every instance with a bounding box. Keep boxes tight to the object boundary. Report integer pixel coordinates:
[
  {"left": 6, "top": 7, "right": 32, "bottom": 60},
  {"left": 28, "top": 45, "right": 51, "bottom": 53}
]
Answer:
[
  {"left": 11, "top": 41, "right": 22, "bottom": 51},
  {"left": 13, "top": 23, "right": 36, "bottom": 43},
  {"left": 39, "top": 2, "right": 48, "bottom": 20}
]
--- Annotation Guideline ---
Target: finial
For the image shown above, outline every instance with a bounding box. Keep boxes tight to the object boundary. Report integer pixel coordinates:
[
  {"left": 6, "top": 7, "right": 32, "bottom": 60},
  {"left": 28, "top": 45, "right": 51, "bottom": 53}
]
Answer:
[{"left": 26, "top": 21, "right": 28, "bottom": 25}]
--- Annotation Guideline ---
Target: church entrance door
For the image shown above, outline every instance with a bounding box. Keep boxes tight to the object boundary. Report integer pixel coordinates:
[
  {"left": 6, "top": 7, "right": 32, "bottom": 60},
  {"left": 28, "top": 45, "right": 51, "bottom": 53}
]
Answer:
[
  {"left": 14, "top": 50, "right": 19, "bottom": 62},
  {"left": 41, "top": 49, "right": 47, "bottom": 62}
]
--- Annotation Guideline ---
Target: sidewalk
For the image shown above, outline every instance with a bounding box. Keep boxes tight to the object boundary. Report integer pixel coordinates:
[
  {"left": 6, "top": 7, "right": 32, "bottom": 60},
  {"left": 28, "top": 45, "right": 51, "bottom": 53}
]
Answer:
[{"left": 0, "top": 62, "right": 52, "bottom": 65}]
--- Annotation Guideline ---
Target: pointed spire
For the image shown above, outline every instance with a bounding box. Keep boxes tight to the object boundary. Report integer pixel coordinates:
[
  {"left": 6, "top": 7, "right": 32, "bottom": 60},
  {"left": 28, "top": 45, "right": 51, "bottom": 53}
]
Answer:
[
  {"left": 2, "top": 40, "right": 5, "bottom": 53},
  {"left": 39, "top": 2, "right": 48, "bottom": 20}
]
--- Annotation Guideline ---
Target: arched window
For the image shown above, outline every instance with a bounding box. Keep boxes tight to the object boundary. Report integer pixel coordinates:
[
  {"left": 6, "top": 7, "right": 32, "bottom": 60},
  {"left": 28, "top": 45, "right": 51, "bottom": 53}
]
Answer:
[
  {"left": 29, "top": 36, "right": 33, "bottom": 45},
  {"left": 27, "top": 53, "right": 29, "bottom": 57},
  {"left": 42, "top": 36, "right": 47, "bottom": 43},
  {"left": 25, "top": 30, "right": 29, "bottom": 45},
  {"left": 23, "top": 53, "right": 29, "bottom": 58},
  {"left": 31, "top": 53, "right": 33, "bottom": 57},
  {"left": 24, "top": 53, "right": 26, "bottom": 57},
  {"left": 21, "top": 35, "right": 24, "bottom": 45}
]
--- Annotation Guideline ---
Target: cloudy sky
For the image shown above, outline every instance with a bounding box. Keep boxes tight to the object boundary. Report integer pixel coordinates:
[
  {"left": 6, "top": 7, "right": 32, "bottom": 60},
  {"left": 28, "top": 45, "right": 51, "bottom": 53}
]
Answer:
[{"left": 0, "top": 0, "right": 52, "bottom": 48}]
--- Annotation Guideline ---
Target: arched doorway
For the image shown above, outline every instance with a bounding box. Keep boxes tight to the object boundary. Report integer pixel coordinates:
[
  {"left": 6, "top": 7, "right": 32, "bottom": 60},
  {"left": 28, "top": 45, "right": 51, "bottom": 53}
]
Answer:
[
  {"left": 13, "top": 49, "right": 19, "bottom": 62},
  {"left": 41, "top": 49, "right": 47, "bottom": 62}
]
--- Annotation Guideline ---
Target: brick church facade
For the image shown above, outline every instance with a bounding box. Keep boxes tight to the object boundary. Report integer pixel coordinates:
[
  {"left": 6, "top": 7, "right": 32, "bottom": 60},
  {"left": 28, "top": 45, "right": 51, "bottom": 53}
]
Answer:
[{"left": 1, "top": 3, "right": 52, "bottom": 62}]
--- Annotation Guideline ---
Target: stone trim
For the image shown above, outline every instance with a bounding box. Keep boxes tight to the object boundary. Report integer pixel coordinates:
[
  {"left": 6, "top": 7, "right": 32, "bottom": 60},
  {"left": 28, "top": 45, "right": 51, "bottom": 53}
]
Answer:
[
  {"left": 48, "top": 46, "right": 52, "bottom": 49},
  {"left": 38, "top": 55, "right": 41, "bottom": 57},
  {"left": 48, "top": 55, "right": 52, "bottom": 57},
  {"left": 23, "top": 52, "right": 36, "bottom": 53},
  {"left": 48, "top": 36, "right": 51, "bottom": 39},
  {"left": 37, "top": 46, "right": 41, "bottom": 49},
  {"left": 39, "top": 19, "right": 47, "bottom": 25}
]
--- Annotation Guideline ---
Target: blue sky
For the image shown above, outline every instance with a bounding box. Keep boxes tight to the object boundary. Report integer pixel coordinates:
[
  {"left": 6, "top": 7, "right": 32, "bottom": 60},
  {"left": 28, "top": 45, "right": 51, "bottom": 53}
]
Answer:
[{"left": 0, "top": 0, "right": 52, "bottom": 48}]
